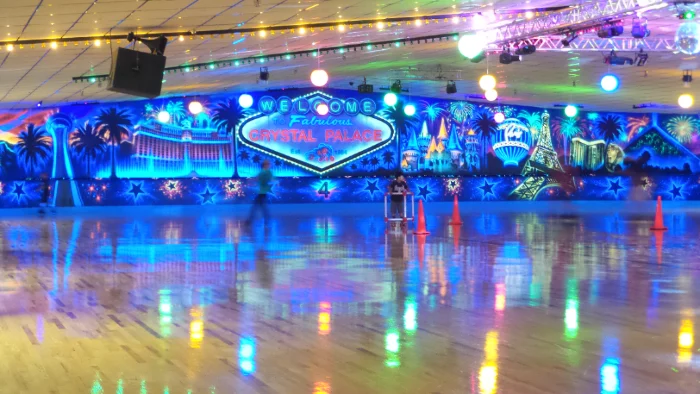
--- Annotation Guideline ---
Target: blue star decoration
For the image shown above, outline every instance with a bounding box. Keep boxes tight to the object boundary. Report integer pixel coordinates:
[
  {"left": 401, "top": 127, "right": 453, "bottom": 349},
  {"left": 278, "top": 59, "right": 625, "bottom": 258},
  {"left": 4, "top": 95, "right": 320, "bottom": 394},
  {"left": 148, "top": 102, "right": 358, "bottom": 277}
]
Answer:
[
  {"left": 607, "top": 179, "right": 624, "bottom": 197},
  {"left": 11, "top": 182, "right": 25, "bottom": 201},
  {"left": 128, "top": 182, "right": 145, "bottom": 200},
  {"left": 167, "top": 181, "right": 177, "bottom": 190},
  {"left": 478, "top": 180, "right": 495, "bottom": 197},
  {"left": 364, "top": 180, "right": 381, "bottom": 196},
  {"left": 417, "top": 185, "right": 433, "bottom": 200},
  {"left": 199, "top": 187, "right": 217, "bottom": 204},
  {"left": 670, "top": 183, "right": 683, "bottom": 200}
]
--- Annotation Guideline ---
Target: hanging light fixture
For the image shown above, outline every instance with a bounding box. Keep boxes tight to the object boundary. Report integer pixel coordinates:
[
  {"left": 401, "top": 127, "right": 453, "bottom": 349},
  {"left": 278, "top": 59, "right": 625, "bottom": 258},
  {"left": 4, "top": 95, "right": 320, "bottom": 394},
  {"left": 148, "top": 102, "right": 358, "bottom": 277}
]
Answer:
[
  {"left": 485, "top": 89, "right": 498, "bottom": 102},
  {"left": 384, "top": 92, "right": 398, "bottom": 106},
  {"left": 189, "top": 101, "right": 203, "bottom": 115},
  {"left": 564, "top": 105, "right": 578, "bottom": 117},
  {"left": 404, "top": 104, "right": 416, "bottom": 116},
  {"left": 479, "top": 74, "right": 496, "bottom": 91},
  {"left": 310, "top": 69, "right": 329, "bottom": 87},
  {"left": 238, "top": 94, "right": 254, "bottom": 109},
  {"left": 157, "top": 111, "right": 170, "bottom": 123},
  {"left": 678, "top": 93, "right": 694, "bottom": 108},
  {"left": 494, "top": 112, "right": 505, "bottom": 123},
  {"left": 316, "top": 103, "right": 330, "bottom": 115}
]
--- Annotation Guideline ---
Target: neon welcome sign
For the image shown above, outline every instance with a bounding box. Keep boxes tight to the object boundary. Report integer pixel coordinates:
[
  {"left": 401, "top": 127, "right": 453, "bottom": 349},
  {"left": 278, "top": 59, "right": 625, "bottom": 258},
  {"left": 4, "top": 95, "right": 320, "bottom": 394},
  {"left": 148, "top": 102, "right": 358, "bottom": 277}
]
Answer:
[{"left": 237, "top": 91, "right": 396, "bottom": 174}]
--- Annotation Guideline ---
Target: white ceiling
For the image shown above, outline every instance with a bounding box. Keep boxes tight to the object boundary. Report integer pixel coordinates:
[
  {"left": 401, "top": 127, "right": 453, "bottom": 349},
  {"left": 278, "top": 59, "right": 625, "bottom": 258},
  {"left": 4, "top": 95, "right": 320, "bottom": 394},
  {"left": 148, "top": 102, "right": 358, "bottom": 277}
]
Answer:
[{"left": 0, "top": 0, "right": 698, "bottom": 112}]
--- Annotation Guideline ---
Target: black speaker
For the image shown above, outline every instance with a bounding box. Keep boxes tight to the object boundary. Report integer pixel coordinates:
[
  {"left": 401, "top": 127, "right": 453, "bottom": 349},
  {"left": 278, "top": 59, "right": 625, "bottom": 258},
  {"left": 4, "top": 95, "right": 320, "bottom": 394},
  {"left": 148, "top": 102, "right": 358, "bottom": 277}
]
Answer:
[{"left": 108, "top": 47, "right": 166, "bottom": 98}]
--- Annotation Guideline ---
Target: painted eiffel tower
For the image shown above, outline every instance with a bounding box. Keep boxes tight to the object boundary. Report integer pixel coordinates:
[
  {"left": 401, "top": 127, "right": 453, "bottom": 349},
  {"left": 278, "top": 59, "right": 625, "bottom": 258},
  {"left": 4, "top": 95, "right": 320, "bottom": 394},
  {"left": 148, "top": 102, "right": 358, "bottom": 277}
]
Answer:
[{"left": 509, "top": 111, "right": 572, "bottom": 200}]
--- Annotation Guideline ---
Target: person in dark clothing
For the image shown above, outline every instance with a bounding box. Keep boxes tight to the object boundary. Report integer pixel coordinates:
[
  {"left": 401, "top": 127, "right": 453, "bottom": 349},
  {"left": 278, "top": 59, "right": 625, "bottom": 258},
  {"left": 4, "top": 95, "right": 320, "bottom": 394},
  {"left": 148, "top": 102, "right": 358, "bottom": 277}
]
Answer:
[
  {"left": 245, "top": 160, "right": 274, "bottom": 226},
  {"left": 388, "top": 173, "right": 410, "bottom": 219},
  {"left": 39, "top": 173, "right": 50, "bottom": 214}
]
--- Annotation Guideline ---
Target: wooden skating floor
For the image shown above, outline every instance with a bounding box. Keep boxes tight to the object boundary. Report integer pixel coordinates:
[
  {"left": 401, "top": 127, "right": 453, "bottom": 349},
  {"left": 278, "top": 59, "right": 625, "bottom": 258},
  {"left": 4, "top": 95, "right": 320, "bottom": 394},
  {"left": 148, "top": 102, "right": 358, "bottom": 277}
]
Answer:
[{"left": 0, "top": 202, "right": 699, "bottom": 393}]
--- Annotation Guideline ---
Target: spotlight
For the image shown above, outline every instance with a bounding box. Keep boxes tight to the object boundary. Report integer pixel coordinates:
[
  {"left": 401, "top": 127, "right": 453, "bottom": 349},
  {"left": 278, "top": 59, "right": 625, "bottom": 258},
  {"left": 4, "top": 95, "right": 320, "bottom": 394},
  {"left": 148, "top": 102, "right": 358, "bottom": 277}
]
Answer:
[
  {"left": 126, "top": 32, "right": 168, "bottom": 55},
  {"left": 259, "top": 67, "right": 269, "bottom": 81},
  {"left": 679, "top": 10, "right": 696, "bottom": 19},
  {"left": 604, "top": 51, "right": 634, "bottom": 66},
  {"left": 446, "top": 80, "right": 457, "bottom": 94},
  {"left": 469, "top": 51, "right": 486, "bottom": 63},
  {"left": 404, "top": 104, "right": 416, "bottom": 116},
  {"left": 390, "top": 80, "right": 402, "bottom": 93},
  {"left": 683, "top": 70, "right": 693, "bottom": 87},
  {"left": 597, "top": 25, "right": 624, "bottom": 39},
  {"left": 679, "top": 93, "right": 694, "bottom": 108},
  {"left": 238, "top": 94, "right": 254, "bottom": 108},
  {"left": 499, "top": 51, "right": 521, "bottom": 64},
  {"left": 631, "top": 17, "right": 650, "bottom": 38},
  {"left": 564, "top": 105, "right": 578, "bottom": 118},
  {"left": 634, "top": 49, "right": 648, "bottom": 66},
  {"left": 561, "top": 31, "right": 578, "bottom": 47},
  {"left": 515, "top": 43, "right": 536, "bottom": 55},
  {"left": 36, "top": 101, "right": 43, "bottom": 107},
  {"left": 600, "top": 74, "right": 619, "bottom": 92}
]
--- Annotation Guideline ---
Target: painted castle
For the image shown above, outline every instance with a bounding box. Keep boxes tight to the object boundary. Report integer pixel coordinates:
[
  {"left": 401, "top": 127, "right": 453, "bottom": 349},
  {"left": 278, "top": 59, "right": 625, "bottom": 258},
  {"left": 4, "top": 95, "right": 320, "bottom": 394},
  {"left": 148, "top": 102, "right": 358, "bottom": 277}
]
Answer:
[{"left": 402, "top": 118, "right": 478, "bottom": 172}]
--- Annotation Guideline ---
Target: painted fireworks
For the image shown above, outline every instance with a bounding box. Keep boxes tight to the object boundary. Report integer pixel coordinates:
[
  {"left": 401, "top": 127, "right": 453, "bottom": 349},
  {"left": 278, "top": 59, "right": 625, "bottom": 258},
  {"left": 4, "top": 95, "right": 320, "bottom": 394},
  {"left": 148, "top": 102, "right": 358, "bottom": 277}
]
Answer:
[
  {"left": 221, "top": 179, "right": 244, "bottom": 199},
  {"left": 160, "top": 180, "right": 185, "bottom": 199},
  {"left": 444, "top": 177, "right": 462, "bottom": 195},
  {"left": 83, "top": 183, "right": 108, "bottom": 202}
]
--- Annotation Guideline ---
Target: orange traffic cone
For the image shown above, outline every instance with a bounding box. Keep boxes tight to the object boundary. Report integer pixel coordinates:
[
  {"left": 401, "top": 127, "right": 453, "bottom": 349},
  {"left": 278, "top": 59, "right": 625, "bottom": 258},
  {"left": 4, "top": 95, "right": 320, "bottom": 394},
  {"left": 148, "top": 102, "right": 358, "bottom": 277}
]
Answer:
[
  {"left": 650, "top": 196, "right": 668, "bottom": 231},
  {"left": 416, "top": 234, "right": 427, "bottom": 268},
  {"left": 449, "top": 194, "right": 463, "bottom": 226},
  {"left": 654, "top": 230, "right": 664, "bottom": 265},
  {"left": 453, "top": 224, "right": 461, "bottom": 251},
  {"left": 413, "top": 199, "right": 430, "bottom": 235}
]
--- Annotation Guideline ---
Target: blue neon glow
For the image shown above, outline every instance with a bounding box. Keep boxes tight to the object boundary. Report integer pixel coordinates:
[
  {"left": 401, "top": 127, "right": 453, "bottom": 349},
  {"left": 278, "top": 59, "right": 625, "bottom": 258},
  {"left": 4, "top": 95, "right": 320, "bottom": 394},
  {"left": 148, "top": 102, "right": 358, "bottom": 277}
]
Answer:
[{"left": 232, "top": 38, "right": 246, "bottom": 45}]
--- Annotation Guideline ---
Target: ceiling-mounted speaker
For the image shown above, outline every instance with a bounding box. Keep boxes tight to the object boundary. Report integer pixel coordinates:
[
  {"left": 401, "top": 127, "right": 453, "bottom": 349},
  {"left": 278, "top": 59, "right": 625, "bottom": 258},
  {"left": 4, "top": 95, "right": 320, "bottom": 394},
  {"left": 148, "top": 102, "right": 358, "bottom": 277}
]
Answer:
[{"left": 108, "top": 47, "right": 166, "bottom": 98}]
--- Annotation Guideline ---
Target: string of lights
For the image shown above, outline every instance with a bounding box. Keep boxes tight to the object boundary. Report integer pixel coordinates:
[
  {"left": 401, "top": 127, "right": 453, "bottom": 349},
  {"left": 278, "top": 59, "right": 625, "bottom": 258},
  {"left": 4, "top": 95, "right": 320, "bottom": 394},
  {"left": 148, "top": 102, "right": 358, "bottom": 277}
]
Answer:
[
  {"left": 3, "top": 8, "right": 568, "bottom": 51},
  {"left": 72, "top": 33, "right": 460, "bottom": 84}
]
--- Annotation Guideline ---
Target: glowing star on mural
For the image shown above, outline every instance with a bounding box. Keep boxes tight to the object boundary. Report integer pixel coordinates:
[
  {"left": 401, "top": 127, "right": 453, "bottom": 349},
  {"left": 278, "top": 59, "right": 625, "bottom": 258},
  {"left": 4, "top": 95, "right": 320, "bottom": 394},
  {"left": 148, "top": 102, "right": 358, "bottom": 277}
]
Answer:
[
  {"left": 222, "top": 179, "right": 244, "bottom": 198},
  {"left": 416, "top": 185, "right": 433, "bottom": 200},
  {"left": 11, "top": 182, "right": 25, "bottom": 201},
  {"left": 199, "top": 187, "right": 217, "bottom": 204},
  {"left": 128, "top": 182, "right": 145, "bottom": 199},
  {"left": 160, "top": 180, "right": 184, "bottom": 199},
  {"left": 478, "top": 180, "right": 496, "bottom": 197},
  {"left": 607, "top": 179, "right": 624, "bottom": 197},
  {"left": 670, "top": 183, "right": 684, "bottom": 200},
  {"left": 364, "top": 180, "right": 381, "bottom": 196},
  {"left": 444, "top": 178, "right": 462, "bottom": 195}
]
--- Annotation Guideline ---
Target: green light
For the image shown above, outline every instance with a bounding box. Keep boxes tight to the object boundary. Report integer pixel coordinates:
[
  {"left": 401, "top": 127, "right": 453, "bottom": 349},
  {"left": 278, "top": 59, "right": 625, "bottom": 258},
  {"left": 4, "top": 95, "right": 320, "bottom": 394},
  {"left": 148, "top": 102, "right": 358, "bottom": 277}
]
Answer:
[
  {"left": 383, "top": 92, "right": 398, "bottom": 106},
  {"left": 285, "top": 54, "right": 291, "bottom": 59},
  {"left": 385, "top": 331, "right": 400, "bottom": 353},
  {"left": 208, "top": 63, "right": 216, "bottom": 69},
  {"left": 234, "top": 60, "right": 240, "bottom": 66},
  {"left": 184, "top": 67, "right": 190, "bottom": 73},
  {"left": 394, "top": 42, "right": 401, "bottom": 47},
  {"left": 89, "top": 77, "right": 96, "bottom": 84},
  {"left": 404, "top": 300, "right": 417, "bottom": 332},
  {"left": 313, "top": 51, "right": 318, "bottom": 57},
  {"left": 339, "top": 48, "right": 345, "bottom": 54},
  {"left": 366, "top": 43, "right": 373, "bottom": 50},
  {"left": 684, "top": 10, "right": 695, "bottom": 19},
  {"left": 259, "top": 58, "right": 265, "bottom": 63},
  {"left": 161, "top": 79, "right": 166, "bottom": 83}
]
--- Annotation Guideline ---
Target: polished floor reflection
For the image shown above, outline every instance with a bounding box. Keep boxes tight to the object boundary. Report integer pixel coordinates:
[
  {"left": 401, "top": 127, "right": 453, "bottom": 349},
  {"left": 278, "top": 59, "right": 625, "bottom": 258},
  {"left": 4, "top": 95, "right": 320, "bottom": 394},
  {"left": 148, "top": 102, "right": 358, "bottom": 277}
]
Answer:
[{"left": 1, "top": 202, "right": 699, "bottom": 393}]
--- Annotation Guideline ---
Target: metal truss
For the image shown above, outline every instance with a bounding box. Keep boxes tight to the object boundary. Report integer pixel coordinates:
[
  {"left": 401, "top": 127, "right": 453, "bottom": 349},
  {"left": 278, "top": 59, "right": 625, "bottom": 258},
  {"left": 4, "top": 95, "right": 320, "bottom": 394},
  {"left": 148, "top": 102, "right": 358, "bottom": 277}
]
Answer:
[
  {"left": 529, "top": 36, "right": 677, "bottom": 52},
  {"left": 483, "top": 0, "right": 664, "bottom": 46}
]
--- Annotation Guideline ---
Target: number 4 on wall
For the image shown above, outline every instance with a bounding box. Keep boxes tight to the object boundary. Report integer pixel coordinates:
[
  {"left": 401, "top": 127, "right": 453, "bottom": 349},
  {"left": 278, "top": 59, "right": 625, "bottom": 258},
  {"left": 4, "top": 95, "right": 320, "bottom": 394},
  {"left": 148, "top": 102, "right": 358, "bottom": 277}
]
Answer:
[{"left": 317, "top": 182, "right": 330, "bottom": 198}]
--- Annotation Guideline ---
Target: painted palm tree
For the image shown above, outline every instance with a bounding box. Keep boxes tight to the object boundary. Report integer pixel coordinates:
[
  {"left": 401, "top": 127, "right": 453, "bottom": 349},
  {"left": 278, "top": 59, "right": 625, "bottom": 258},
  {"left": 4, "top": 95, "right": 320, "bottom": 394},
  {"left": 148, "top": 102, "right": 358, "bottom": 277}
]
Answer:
[
  {"left": 379, "top": 102, "right": 418, "bottom": 138},
  {"left": 212, "top": 99, "right": 252, "bottom": 177},
  {"left": 518, "top": 110, "right": 543, "bottom": 141},
  {"left": 470, "top": 109, "right": 499, "bottom": 170},
  {"left": 70, "top": 122, "right": 107, "bottom": 178},
  {"left": 420, "top": 101, "right": 446, "bottom": 127},
  {"left": 595, "top": 114, "right": 624, "bottom": 143},
  {"left": 165, "top": 101, "right": 188, "bottom": 125},
  {"left": 557, "top": 117, "right": 581, "bottom": 165},
  {"left": 382, "top": 150, "right": 395, "bottom": 167},
  {"left": 16, "top": 123, "right": 52, "bottom": 177},
  {"left": 96, "top": 108, "right": 133, "bottom": 179},
  {"left": 370, "top": 156, "right": 380, "bottom": 169}
]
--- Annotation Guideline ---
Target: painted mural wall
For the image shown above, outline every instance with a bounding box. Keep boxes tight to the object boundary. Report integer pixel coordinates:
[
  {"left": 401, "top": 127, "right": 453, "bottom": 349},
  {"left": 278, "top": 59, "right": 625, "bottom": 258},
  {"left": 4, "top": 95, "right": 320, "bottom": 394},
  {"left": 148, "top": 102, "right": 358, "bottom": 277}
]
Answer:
[{"left": 0, "top": 87, "right": 699, "bottom": 207}]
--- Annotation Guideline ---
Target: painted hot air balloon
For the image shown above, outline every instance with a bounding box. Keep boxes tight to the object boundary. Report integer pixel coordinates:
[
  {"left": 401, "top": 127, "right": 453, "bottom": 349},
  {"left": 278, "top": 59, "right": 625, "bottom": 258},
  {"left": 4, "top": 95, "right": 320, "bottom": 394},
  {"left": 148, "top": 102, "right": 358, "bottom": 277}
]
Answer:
[{"left": 492, "top": 118, "right": 532, "bottom": 167}]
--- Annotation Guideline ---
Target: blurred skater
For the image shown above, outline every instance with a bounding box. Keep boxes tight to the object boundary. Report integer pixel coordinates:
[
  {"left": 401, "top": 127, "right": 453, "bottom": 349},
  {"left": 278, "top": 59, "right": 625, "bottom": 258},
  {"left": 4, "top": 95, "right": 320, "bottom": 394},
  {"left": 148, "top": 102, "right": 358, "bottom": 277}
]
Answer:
[
  {"left": 245, "top": 160, "right": 274, "bottom": 226},
  {"left": 388, "top": 173, "right": 410, "bottom": 219},
  {"left": 39, "top": 173, "right": 51, "bottom": 215}
]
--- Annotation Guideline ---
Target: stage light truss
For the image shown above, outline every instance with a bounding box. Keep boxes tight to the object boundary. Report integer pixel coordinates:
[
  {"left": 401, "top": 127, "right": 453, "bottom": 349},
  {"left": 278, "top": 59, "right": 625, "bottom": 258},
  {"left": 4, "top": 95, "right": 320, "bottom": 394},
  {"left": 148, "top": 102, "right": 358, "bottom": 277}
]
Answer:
[
  {"left": 481, "top": 0, "right": 665, "bottom": 46},
  {"left": 530, "top": 36, "right": 676, "bottom": 52}
]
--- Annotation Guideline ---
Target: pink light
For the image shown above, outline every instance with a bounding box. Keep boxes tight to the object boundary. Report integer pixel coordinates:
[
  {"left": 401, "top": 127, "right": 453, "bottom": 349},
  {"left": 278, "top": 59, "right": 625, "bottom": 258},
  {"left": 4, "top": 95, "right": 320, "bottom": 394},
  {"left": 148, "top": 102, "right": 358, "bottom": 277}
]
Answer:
[
  {"left": 310, "top": 69, "right": 329, "bottom": 87},
  {"left": 494, "top": 112, "right": 505, "bottom": 123}
]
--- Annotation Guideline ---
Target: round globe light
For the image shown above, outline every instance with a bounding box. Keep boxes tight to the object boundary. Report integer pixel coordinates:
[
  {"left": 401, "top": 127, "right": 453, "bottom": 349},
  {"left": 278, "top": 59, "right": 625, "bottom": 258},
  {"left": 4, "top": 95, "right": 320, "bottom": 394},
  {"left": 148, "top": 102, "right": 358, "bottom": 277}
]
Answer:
[
  {"left": 238, "top": 94, "right": 254, "bottom": 109},
  {"left": 316, "top": 103, "right": 329, "bottom": 116},
  {"left": 479, "top": 74, "right": 497, "bottom": 91},
  {"left": 679, "top": 93, "right": 694, "bottom": 109},
  {"left": 157, "top": 111, "right": 170, "bottom": 123},
  {"left": 485, "top": 89, "right": 498, "bottom": 102},
  {"left": 564, "top": 105, "right": 578, "bottom": 118},
  {"left": 310, "top": 69, "right": 329, "bottom": 87},
  {"left": 600, "top": 74, "right": 619, "bottom": 92},
  {"left": 494, "top": 112, "right": 505, "bottom": 123},
  {"left": 384, "top": 92, "right": 398, "bottom": 106},
  {"left": 404, "top": 104, "right": 416, "bottom": 116},
  {"left": 458, "top": 33, "right": 487, "bottom": 59},
  {"left": 189, "top": 101, "right": 203, "bottom": 115}
]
